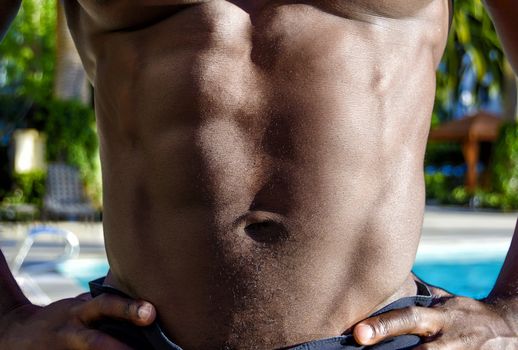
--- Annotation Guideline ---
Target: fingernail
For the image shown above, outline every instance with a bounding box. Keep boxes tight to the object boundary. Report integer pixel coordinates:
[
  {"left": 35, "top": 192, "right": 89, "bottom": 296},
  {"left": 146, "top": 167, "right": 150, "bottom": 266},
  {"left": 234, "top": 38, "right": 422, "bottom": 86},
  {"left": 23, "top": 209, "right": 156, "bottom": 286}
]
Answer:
[
  {"left": 356, "top": 324, "right": 374, "bottom": 341},
  {"left": 137, "top": 303, "right": 152, "bottom": 320}
]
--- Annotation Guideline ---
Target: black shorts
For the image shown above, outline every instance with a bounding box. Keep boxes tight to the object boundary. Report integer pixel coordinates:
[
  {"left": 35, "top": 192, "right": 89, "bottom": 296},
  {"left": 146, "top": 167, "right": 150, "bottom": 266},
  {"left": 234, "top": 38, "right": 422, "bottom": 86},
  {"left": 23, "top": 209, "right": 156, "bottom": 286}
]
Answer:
[{"left": 89, "top": 278, "right": 433, "bottom": 350}]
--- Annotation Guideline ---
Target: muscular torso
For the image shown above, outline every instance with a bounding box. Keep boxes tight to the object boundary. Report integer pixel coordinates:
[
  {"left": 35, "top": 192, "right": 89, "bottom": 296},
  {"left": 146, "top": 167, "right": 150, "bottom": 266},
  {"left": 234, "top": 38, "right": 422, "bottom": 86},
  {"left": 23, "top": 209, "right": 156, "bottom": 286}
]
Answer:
[{"left": 65, "top": 1, "right": 450, "bottom": 348}]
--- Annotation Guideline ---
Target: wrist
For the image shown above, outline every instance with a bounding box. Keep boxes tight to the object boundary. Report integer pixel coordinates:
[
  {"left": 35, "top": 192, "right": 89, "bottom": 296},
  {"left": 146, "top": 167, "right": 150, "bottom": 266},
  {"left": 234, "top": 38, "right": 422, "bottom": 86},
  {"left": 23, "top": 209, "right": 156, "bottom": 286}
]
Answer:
[
  {"left": 0, "top": 303, "right": 39, "bottom": 343},
  {"left": 484, "top": 294, "right": 518, "bottom": 334},
  {"left": 1, "top": 299, "right": 32, "bottom": 317},
  {"left": 0, "top": 287, "right": 31, "bottom": 317}
]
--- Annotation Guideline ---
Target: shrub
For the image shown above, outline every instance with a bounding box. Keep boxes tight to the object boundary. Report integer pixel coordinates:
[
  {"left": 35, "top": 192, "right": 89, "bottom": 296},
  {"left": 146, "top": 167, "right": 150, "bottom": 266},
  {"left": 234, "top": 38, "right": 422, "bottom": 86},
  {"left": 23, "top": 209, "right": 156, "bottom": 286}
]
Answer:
[
  {"left": 0, "top": 0, "right": 56, "bottom": 102},
  {"left": 425, "top": 122, "right": 518, "bottom": 210},
  {"left": 35, "top": 99, "right": 101, "bottom": 206},
  {"left": 2, "top": 170, "right": 46, "bottom": 206},
  {"left": 491, "top": 122, "right": 518, "bottom": 210}
]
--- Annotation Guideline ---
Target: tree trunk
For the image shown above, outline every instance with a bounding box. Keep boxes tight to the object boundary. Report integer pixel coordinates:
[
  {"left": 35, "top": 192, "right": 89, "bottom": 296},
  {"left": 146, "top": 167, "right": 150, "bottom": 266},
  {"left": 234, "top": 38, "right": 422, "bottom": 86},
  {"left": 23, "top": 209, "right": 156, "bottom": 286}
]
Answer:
[{"left": 53, "top": 0, "right": 90, "bottom": 104}]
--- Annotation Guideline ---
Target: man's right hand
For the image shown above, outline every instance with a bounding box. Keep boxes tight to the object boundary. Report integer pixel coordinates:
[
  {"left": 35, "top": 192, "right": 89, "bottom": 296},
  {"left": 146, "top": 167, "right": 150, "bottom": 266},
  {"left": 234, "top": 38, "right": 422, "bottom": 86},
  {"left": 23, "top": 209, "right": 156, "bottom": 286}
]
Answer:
[{"left": 0, "top": 293, "right": 156, "bottom": 350}]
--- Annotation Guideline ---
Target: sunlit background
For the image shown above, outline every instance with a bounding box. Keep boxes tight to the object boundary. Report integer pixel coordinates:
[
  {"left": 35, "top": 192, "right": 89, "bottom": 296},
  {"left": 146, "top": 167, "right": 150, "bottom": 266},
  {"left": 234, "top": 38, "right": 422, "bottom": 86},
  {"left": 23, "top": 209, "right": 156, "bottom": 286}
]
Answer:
[{"left": 0, "top": 0, "right": 517, "bottom": 304}]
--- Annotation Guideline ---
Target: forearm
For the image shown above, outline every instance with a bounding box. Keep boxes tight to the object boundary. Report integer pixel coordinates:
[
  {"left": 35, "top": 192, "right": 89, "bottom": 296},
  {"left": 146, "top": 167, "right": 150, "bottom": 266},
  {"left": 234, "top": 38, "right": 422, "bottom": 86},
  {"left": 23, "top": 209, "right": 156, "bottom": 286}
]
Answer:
[
  {"left": 484, "top": 0, "right": 518, "bottom": 74},
  {"left": 0, "top": 0, "right": 30, "bottom": 317},
  {"left": 0, "top": 249, "right": 30, "bottom": 315},
  {"left": 0, "top": 0, "right": 31, "bottom": 317},
  {"left": 489, "top": 219, "right": 518, "bottom": 299},
  {"left": 0, "top": 0, "right": 21, "bottom": 41}
]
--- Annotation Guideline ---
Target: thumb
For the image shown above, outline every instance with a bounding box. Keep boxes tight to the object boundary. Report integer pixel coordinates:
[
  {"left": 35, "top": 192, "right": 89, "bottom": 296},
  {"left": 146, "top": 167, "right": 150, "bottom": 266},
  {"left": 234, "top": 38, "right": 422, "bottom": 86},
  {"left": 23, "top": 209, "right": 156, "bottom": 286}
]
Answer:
[{"left": 353, "top": 307, "right": 445, "bottom": 346}]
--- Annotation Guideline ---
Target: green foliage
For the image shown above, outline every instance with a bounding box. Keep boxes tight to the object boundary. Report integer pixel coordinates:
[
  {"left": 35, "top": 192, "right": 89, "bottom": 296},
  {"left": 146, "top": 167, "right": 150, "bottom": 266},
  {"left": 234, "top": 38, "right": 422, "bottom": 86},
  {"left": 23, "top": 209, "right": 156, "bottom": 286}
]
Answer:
[
  {"left": 2, "top": 171, "right": 45, "bottom": 222},
  {"left": 425, "top": 2, "right": 515, "bottom": 210},
  {"left": 425, "top": 173, "right": 467, "bottom": 205},
  {"left": 425, "top": 172, "right": 449, "bottom": 203},
  {"left": 473, "top": 190, "right": 505, "bottom": 209},
  {"left": 0, "top": 99, "right": 102, "bottom": 212},
  {"left": 425, "top": 123, "right": 518, "bottom": 210},
  {"left": 2, "top": 170, "right": 46, "bottom": 206},
  {"left": 491, "top": 122, "right": 518, "bottom": 209},
  {"left": 424, "top": 177, "right": 506, "bottom": 209},
  {"left": 0, "top": 0, "right": 56, "bottom": 102},
  {"left": 35, "top": 99, "right": 101, "bottom": 205},
  {"left": 435, "top": 0, "right": 504, "bottom": 120},
  {"left": 425, "top": 142, "right": 464, "bottom": 166},
  {"left": 0, "top": 1, "right": 101, "bottom": 211}
]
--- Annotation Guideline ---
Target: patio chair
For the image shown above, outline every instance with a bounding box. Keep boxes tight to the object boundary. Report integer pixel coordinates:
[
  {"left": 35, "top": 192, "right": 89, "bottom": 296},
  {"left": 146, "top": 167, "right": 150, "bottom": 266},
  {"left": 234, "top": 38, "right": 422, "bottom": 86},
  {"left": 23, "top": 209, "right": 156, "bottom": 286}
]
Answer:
[{"left": 43, "top": 162, "right": 98, "bottom": 220}]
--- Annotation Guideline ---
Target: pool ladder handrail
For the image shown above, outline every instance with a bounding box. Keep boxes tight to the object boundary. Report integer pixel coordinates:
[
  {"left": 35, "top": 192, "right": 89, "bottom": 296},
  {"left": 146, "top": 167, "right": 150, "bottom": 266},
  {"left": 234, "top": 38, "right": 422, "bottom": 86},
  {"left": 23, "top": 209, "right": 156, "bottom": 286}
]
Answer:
[{"left": 10, "top": 226, "right": 80, "bottom": 276}]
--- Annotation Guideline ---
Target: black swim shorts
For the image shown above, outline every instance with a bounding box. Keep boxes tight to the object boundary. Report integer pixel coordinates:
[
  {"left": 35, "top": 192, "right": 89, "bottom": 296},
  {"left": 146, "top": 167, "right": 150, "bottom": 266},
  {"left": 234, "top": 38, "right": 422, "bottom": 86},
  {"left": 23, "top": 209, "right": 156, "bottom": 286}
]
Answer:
[{"left": 89, "top": 278, "right": 433, "bottom": 350}]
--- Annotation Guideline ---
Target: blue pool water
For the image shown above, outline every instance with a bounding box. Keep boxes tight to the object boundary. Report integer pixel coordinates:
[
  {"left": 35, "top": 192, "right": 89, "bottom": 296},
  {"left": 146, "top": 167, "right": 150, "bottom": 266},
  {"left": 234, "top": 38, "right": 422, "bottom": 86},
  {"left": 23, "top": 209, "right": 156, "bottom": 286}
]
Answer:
[
  {"left": 412, "top": 259, "right": 504, "bottom": 299},
  {"left": 58, "top": 257, "right": 505, "bottom": 299},
  {"left": 57, "top": 259, "right": 109, "bottom": 290}
]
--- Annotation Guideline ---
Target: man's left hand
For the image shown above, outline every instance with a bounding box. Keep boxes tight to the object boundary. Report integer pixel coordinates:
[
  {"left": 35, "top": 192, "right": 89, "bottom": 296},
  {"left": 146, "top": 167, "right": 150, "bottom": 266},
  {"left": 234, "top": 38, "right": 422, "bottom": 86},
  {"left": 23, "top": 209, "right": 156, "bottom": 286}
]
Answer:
[{"left": 352, "top": 285, "right": 518, "bottom": 349}]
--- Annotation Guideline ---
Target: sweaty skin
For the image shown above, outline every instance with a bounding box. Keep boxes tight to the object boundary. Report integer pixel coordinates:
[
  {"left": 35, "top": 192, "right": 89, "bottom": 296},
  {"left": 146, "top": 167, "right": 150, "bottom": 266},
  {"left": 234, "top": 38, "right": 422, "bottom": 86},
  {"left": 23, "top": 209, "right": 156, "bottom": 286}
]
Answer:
[{"left": 62, "top": 0, "right": 451, "bottom": 348}]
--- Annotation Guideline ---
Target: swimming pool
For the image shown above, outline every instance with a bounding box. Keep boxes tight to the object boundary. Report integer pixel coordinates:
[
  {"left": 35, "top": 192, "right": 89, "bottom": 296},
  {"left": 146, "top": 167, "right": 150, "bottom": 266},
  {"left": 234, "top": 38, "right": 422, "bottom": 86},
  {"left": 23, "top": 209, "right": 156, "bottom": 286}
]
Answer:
[
  {"left": 57, "top": 254, "right": 505, "bottom": 299},
  {"left": 413, "top": 239, "right": 507, "bottom": 298},
  {"left": 412, "top": 259, "right": 503, "bottom": 299}
]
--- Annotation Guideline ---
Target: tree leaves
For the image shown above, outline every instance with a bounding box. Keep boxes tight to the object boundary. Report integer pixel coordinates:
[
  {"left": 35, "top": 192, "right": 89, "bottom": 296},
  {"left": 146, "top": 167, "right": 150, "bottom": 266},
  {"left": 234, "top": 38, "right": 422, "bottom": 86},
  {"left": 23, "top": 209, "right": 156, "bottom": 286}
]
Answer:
[
  {"left": 0, "top": 0, "right": 56, "bottom": 103},
  {"left": 436, "top": 0, "right": 505, "bottom": 120}
]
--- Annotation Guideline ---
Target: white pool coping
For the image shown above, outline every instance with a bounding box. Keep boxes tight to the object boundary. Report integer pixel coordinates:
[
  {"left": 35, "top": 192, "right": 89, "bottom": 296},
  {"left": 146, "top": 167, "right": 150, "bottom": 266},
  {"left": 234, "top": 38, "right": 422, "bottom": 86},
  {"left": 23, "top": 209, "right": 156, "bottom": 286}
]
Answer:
[{"left": 416, "top": 238, "right": 511, "bottom": 262}]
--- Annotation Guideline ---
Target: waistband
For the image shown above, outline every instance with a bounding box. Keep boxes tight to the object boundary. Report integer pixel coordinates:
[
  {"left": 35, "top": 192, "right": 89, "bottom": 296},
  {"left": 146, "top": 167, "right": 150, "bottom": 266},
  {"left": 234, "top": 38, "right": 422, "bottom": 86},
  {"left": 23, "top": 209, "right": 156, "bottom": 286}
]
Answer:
[{"left": 89, "top": 278, "right": 433, "bottom": 350}]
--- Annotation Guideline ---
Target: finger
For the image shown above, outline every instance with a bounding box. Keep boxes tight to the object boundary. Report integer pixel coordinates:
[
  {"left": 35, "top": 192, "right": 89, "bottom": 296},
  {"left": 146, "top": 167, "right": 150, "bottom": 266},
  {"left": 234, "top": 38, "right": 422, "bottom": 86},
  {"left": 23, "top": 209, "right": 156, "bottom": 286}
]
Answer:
[
  {"left": 353, "top": 306, "right": 446, "bottom": 346},
  {"left": 66, "top": 328, "right": 133, "bottom": 350},
  {"left": 75, "top": 294, "right": 156, "bottom": 326}
]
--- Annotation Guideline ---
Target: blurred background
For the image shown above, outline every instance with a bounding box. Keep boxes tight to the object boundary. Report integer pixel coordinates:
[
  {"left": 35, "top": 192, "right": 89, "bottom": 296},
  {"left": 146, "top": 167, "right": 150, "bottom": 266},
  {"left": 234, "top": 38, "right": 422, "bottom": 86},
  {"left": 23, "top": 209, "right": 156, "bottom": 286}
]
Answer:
[
  {"left": 0, "top": 0, "right": 517, "bottom": 304},
  {"left": 0, "top": 0, "right": 99, "bottom": 223}
]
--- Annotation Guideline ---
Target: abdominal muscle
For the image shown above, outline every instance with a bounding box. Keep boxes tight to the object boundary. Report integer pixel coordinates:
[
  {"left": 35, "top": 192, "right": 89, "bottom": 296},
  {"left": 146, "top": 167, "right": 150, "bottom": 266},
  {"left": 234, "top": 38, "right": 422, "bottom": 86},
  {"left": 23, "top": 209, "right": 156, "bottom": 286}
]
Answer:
[
  {"left": 103, "top": 169, "right": 425, "bottom": 350},
  {"left": 78, "top": 1, "right": 449, "bottom": 349}
]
